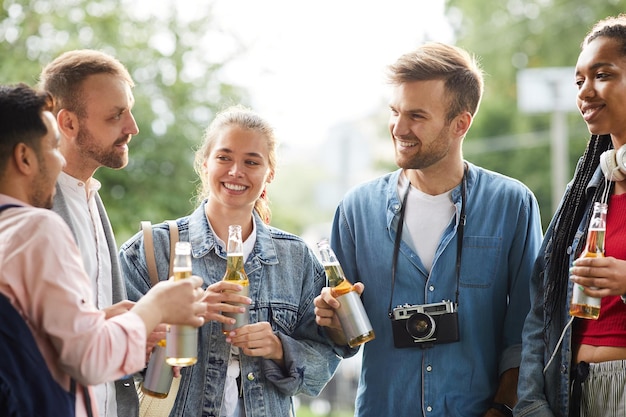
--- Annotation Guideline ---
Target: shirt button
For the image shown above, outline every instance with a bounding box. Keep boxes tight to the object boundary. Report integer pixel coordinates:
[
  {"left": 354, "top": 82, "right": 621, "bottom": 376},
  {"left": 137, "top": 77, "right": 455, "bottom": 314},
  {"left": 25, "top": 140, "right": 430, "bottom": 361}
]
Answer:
[
  {"left": 426, "top": 365, "right": 432, "bottom": 372},
  {"left": 429, "top": 285, "right": 435, "bottom": 292},
  {"left": 247, "top": 372, "right": 255, "bottom": 381},
  {"left": 426, "top": 406, "right": 433, "bottom": 412}
]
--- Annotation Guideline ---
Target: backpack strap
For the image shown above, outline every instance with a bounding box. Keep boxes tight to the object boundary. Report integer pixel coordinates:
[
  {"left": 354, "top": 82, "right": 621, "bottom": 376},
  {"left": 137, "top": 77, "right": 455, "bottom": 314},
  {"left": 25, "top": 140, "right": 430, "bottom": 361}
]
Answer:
[
  {"left": 141, "top": 220, "right": 180, "bottom": 287},
  {"left": 165, "top": 220, "right": 179, "bottom": 278}
]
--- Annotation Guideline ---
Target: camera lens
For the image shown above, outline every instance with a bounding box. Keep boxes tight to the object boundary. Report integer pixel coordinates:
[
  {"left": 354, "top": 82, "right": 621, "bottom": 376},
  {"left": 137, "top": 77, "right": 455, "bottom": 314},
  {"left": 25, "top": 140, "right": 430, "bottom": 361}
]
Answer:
[{"left": 406, "top": 312, "right": 436, "bottom": 340}]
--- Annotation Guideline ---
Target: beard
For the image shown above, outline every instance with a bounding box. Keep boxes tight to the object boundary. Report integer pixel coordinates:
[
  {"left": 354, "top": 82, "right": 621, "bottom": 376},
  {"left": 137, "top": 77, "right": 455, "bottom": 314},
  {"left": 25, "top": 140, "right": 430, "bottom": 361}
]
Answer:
[
  {"left": 31, "top": 157, "right": 54, "bottom": 209},
  {"left": 394, "top": 124, "right": 452, "bottom": 170},
  {"left": 76, "top": 123, "right": 129, "bottom": 170}
]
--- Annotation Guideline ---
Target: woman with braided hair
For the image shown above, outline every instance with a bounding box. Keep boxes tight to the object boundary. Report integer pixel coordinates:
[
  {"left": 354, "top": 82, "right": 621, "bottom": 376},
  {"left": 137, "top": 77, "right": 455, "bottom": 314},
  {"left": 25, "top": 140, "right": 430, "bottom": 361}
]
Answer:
[{"left": 516, "top": 14, "right": 626, "bottom": 417}]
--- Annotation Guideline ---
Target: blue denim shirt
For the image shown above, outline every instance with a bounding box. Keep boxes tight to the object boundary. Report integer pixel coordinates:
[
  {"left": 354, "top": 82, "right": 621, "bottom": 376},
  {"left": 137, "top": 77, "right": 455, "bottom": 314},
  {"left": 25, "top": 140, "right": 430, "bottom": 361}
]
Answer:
[
  {"left": 515, "top": 167, "right": 602, "bottom": 417},
  {"left": 119, "top": 202, "right": 340, "bottom": 417},
  {"left": 330, "top": 163, "right": 542, "bottom": 417}
]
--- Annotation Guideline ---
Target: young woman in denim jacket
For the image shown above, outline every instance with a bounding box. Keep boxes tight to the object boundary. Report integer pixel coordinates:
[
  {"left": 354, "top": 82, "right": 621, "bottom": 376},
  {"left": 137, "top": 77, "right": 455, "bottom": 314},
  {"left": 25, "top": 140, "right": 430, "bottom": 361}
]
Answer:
[
  {"left": 120, "top": 105, "right": 340, "bottom": 417},
  {"left": 516, "top": 15, "right": 626, "bottom": 417}
]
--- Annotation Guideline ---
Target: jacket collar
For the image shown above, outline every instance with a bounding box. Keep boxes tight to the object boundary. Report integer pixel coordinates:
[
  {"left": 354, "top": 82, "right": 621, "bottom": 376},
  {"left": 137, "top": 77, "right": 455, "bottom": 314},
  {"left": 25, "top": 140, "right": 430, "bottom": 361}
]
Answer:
[{"left": 187, "top": 200, "right": 279, "bottom": 264}]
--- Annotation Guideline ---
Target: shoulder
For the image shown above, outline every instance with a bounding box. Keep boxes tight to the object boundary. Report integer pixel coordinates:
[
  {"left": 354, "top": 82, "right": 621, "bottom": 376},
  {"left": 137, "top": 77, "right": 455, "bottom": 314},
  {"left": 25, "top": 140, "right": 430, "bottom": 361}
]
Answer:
[
  {"left": 469, "top": 164, "right": 536, "bottom": 200},
  {"left": 265, "top": 225, "right": 307, "bottom": 245},
  {"left": 3, "top": 207, "right": 76, "bottom": 248},
  {"left": 257, "top": 225, "right": 314, "bottom": 259}
]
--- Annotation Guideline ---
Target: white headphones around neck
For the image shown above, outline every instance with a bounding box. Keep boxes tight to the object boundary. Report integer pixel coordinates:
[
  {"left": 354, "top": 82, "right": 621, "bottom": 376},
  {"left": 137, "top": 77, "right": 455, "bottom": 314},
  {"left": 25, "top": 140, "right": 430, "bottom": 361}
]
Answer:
[{"left": 600, "top": 144, "right": 626, "bottom": 182}]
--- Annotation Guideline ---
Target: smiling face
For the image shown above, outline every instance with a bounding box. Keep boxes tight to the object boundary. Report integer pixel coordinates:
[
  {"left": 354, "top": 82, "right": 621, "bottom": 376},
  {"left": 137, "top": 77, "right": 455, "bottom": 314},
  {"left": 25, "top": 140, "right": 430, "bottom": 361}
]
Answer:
[
  {"left": 203, "top": 125, "right": 274, "bottom": 215},
  {"left": 388, "top": 79, "right": 459, "bottom": 171},
  {"left": 576, "top": 36, "right": 626, "bottom": 142}
]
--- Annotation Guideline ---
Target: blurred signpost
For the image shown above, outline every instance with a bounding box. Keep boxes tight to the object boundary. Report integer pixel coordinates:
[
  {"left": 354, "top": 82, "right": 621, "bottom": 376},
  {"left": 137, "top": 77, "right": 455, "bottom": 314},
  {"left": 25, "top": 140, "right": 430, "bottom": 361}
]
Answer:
[{"left": 517, "top": 67, "right": 578, "bottom": 212}]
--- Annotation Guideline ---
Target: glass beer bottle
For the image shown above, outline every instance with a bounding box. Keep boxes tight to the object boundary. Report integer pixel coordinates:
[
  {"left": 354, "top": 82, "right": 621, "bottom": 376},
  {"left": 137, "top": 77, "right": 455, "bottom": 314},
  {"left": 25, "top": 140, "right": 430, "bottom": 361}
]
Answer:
[
  {"left": 317, "top": 240, "right": 375, "bottom": 347},
  {"left": 142, "top": 339, "right": 173, "bottom": 398},
  {"left": 166, "top": 241, "right": 199, "bottom": 366},
  {"left": 569, "top": 202, "right": 607, "bottom": 320},
  {"left": 222, "top": 225, "right": 250, "bottom": 334}
]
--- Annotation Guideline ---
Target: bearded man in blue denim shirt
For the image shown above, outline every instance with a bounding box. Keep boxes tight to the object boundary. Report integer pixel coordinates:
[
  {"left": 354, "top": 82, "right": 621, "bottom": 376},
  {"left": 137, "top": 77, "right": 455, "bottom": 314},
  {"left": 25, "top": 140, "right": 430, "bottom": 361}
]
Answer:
[{"left": 314, "top": 42, "right": 543, "bottom": 417}]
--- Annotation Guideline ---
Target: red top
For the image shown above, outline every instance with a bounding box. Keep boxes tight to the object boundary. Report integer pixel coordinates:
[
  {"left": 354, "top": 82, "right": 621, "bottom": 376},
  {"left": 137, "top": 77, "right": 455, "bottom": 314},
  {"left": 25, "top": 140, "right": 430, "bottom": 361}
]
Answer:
[{"left": 573, "top": 193, "right": 626, "bottom": 346}]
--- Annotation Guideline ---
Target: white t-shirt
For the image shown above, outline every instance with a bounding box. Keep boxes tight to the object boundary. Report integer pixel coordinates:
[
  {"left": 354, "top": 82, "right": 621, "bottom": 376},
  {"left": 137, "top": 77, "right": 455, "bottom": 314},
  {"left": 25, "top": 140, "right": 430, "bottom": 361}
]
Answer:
[{"left": 397, "top": 173, "right": 456, "bottom": 272}]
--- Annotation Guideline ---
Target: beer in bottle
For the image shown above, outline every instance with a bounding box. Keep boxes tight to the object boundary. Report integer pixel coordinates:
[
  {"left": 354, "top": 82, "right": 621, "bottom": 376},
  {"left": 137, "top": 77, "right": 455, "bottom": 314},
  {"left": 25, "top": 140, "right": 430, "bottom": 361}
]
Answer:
[
  {"left": 317, "top": 240, "right": 375, "bottom": 347},
  {"left": 166, "top": 241, "right": 199, "bottom": 366},
  {"left": 222, "top": 225, "right": 250, "bottom": 334},
  {"left": 569, "top": 202, "right": 607, "bottom": 320}
]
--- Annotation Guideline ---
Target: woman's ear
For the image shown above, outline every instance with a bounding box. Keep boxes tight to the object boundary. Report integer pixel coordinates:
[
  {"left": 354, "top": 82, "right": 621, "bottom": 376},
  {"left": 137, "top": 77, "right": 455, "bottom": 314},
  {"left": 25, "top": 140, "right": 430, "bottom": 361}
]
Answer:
[{"left": 266, "top": 169, "right": 275, "bottom": 184}]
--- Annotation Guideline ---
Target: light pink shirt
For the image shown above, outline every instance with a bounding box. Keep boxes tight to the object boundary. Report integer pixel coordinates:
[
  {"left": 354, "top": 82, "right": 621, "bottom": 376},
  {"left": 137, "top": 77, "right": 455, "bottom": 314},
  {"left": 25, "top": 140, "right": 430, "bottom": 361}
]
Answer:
[{"left": 0, "top": 194, "right": 146, "bottom": 417}]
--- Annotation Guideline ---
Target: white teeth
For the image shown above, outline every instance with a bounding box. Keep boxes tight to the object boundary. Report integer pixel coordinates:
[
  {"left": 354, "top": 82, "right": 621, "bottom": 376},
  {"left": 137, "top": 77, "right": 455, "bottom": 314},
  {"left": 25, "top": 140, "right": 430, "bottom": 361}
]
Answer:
[
  {"left": 398, "top": 141, "right": 416, "bottom": 147},
  {"left": 224, "top": 183, "right": 246, "bottom": 191}
]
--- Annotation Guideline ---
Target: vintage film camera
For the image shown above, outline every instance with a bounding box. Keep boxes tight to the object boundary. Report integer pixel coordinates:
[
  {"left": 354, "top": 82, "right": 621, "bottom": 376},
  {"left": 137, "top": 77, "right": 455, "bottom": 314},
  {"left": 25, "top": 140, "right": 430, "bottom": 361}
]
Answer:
[{"left": 391, "top": 300, "right": 459, "bottom": 349}]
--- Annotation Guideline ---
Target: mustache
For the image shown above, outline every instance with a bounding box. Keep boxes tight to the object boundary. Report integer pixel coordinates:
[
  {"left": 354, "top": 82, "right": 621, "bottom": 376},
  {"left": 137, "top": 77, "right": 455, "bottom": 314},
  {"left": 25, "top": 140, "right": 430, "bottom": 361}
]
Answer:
[{"left": 114, "top": 135, "right": 132, "bottom": 146}]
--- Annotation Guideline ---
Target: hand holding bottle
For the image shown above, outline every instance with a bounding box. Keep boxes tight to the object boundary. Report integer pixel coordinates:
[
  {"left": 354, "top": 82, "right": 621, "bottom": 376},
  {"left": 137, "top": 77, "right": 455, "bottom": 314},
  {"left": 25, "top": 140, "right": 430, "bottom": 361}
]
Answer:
[
  {"left": 200, "top": 280, "right": 251, "bottom": 325},
  {"left": 315, "top": 282, "right": 365, "bottom": 330},
  {"left": 570, "top": 202, "right": 607, "bottom": 319},
  {"left": 225, "top": 321, "right": 284, "bottom": 364},
  {"left": 316, "top": 240, "right": 375, "bottom": 348},
  {"left": 570, "top": 256, "right": 626, "bottom": 299}
]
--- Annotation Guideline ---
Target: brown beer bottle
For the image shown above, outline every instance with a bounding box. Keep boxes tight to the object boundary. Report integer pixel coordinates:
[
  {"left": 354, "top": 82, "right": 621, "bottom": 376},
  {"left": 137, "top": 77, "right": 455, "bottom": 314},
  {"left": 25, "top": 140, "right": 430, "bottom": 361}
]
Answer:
[
  {"left": 317, "top": 239, "right": 375, "bottom": 347},
  {"left": 222, "top": 225, "right": 250, "bottom": 334},
  {"left": 569, "top": 202, "right": 607, "bottom": 320}
]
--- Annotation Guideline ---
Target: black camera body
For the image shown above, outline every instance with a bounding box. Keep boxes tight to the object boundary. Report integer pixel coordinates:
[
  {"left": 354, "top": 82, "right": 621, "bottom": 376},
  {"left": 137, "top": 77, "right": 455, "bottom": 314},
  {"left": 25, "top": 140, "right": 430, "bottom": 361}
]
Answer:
[{"left": 391, "top": 300, "right": 459, "bottom": 349}]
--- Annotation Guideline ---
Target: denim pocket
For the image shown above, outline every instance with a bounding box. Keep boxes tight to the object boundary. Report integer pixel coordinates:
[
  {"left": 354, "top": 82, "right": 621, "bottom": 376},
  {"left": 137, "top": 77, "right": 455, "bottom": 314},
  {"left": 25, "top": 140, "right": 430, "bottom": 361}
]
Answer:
[
  {"left": 459, "top": 236, "right": 502, "bottom": 288},
  {"left": 255, "top": 302, "right": 299, "bottom": 335}
]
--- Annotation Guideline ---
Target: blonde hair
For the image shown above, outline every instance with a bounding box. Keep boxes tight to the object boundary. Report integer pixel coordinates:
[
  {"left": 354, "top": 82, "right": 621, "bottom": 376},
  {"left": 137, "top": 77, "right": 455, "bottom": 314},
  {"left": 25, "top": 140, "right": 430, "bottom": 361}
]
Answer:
[{"left": 194, "top": 105, "right": 277, "bottom": 224}]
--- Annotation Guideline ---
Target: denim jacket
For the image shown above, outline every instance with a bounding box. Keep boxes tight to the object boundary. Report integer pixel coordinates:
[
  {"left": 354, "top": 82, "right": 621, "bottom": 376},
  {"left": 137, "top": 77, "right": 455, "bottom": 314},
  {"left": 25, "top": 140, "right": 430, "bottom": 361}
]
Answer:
[
  {"left": 119, "top": 202, "right": 340, "bottom": 417},
  {"left": 330, "top": 163, "right": 543, "bottom": 416},
  {"left": 515, "top": 167, "right": 602, "bottom": 417}
]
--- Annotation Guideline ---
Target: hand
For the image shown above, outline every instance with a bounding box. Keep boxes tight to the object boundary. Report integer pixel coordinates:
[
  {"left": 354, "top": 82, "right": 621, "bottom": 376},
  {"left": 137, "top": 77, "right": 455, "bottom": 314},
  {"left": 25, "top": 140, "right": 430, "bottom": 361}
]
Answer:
[
  {"left": 133, "top": 275, "right": 207, "bottom": 333},
  {"left": 200, "top": 281, "right": 251, "bottom": 326},
  {"left": 145, "top": 323, "right": 167, "bottom": 362},
  {"left": 103, "top": 300, "right": 135, "bottom": 319},
  {"left": 314, "top": 282, "right": 364, "bottom": 331},
  {"left": 570, "top": 256, "right": 626, "bottom": 297},
  {"left": 226, "top": 322, "right": 283, "bottom": 363}
]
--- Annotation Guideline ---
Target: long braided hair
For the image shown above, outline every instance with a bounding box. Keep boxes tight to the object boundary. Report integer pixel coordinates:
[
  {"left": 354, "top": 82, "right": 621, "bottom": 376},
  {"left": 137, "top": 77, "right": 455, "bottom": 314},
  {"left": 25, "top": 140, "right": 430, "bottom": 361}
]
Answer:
[
  {"left": 544, "top": 135, "right": 611, "bottom": 334},
  {"left": 544, "top": 13, "right": 626, "bottom": 335}
]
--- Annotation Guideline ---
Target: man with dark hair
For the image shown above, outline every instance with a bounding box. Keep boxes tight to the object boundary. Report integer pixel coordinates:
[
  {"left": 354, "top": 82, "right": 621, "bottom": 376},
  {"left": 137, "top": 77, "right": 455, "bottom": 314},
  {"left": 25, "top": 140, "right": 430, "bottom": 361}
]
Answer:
[
  {"left": 39, "top": 50, "right": 141, "bottom": 417},
  {"left": 0, "top": 83, "right": 206, "bottom": 417}
]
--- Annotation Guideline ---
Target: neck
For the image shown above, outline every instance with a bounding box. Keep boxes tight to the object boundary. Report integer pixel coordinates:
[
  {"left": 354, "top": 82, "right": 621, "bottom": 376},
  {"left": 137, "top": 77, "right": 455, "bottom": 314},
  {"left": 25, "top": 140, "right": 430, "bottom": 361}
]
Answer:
[
  {"left": 204, "top": 202, "right": 254, "bottom": 243},
  {"left": 404, "top": 162, "right": 465, "bottom": 196}
]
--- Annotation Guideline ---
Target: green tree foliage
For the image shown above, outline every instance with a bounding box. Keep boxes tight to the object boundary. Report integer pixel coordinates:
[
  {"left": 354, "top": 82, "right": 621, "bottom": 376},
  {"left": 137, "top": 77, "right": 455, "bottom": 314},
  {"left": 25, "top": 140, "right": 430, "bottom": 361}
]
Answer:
[
  {"left": 0, "top": 0, "right": 247, "bottom": 243},
  {"left": 445, "top": 0, "right": 624, "bottom": 227}
]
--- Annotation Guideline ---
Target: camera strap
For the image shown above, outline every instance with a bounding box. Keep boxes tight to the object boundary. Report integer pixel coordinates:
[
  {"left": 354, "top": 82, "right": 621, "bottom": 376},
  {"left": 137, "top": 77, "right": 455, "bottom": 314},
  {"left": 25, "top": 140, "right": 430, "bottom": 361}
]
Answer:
[{"left": 387, "top": 165, "right": 467, "bottom": 319}]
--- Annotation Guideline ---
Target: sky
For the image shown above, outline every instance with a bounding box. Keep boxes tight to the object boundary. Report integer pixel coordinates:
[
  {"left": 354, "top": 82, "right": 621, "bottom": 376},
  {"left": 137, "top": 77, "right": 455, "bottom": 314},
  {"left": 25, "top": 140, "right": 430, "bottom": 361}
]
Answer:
[{"left": 209, "top": 0, "right": 454, "bottom": 150}]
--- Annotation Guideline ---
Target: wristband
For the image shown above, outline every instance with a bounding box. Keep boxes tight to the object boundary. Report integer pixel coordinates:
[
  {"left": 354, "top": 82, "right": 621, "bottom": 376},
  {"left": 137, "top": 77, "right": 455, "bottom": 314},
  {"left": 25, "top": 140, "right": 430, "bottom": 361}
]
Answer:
[{"left": 491, "top": 402, "right": 513, "bottom": 417}]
